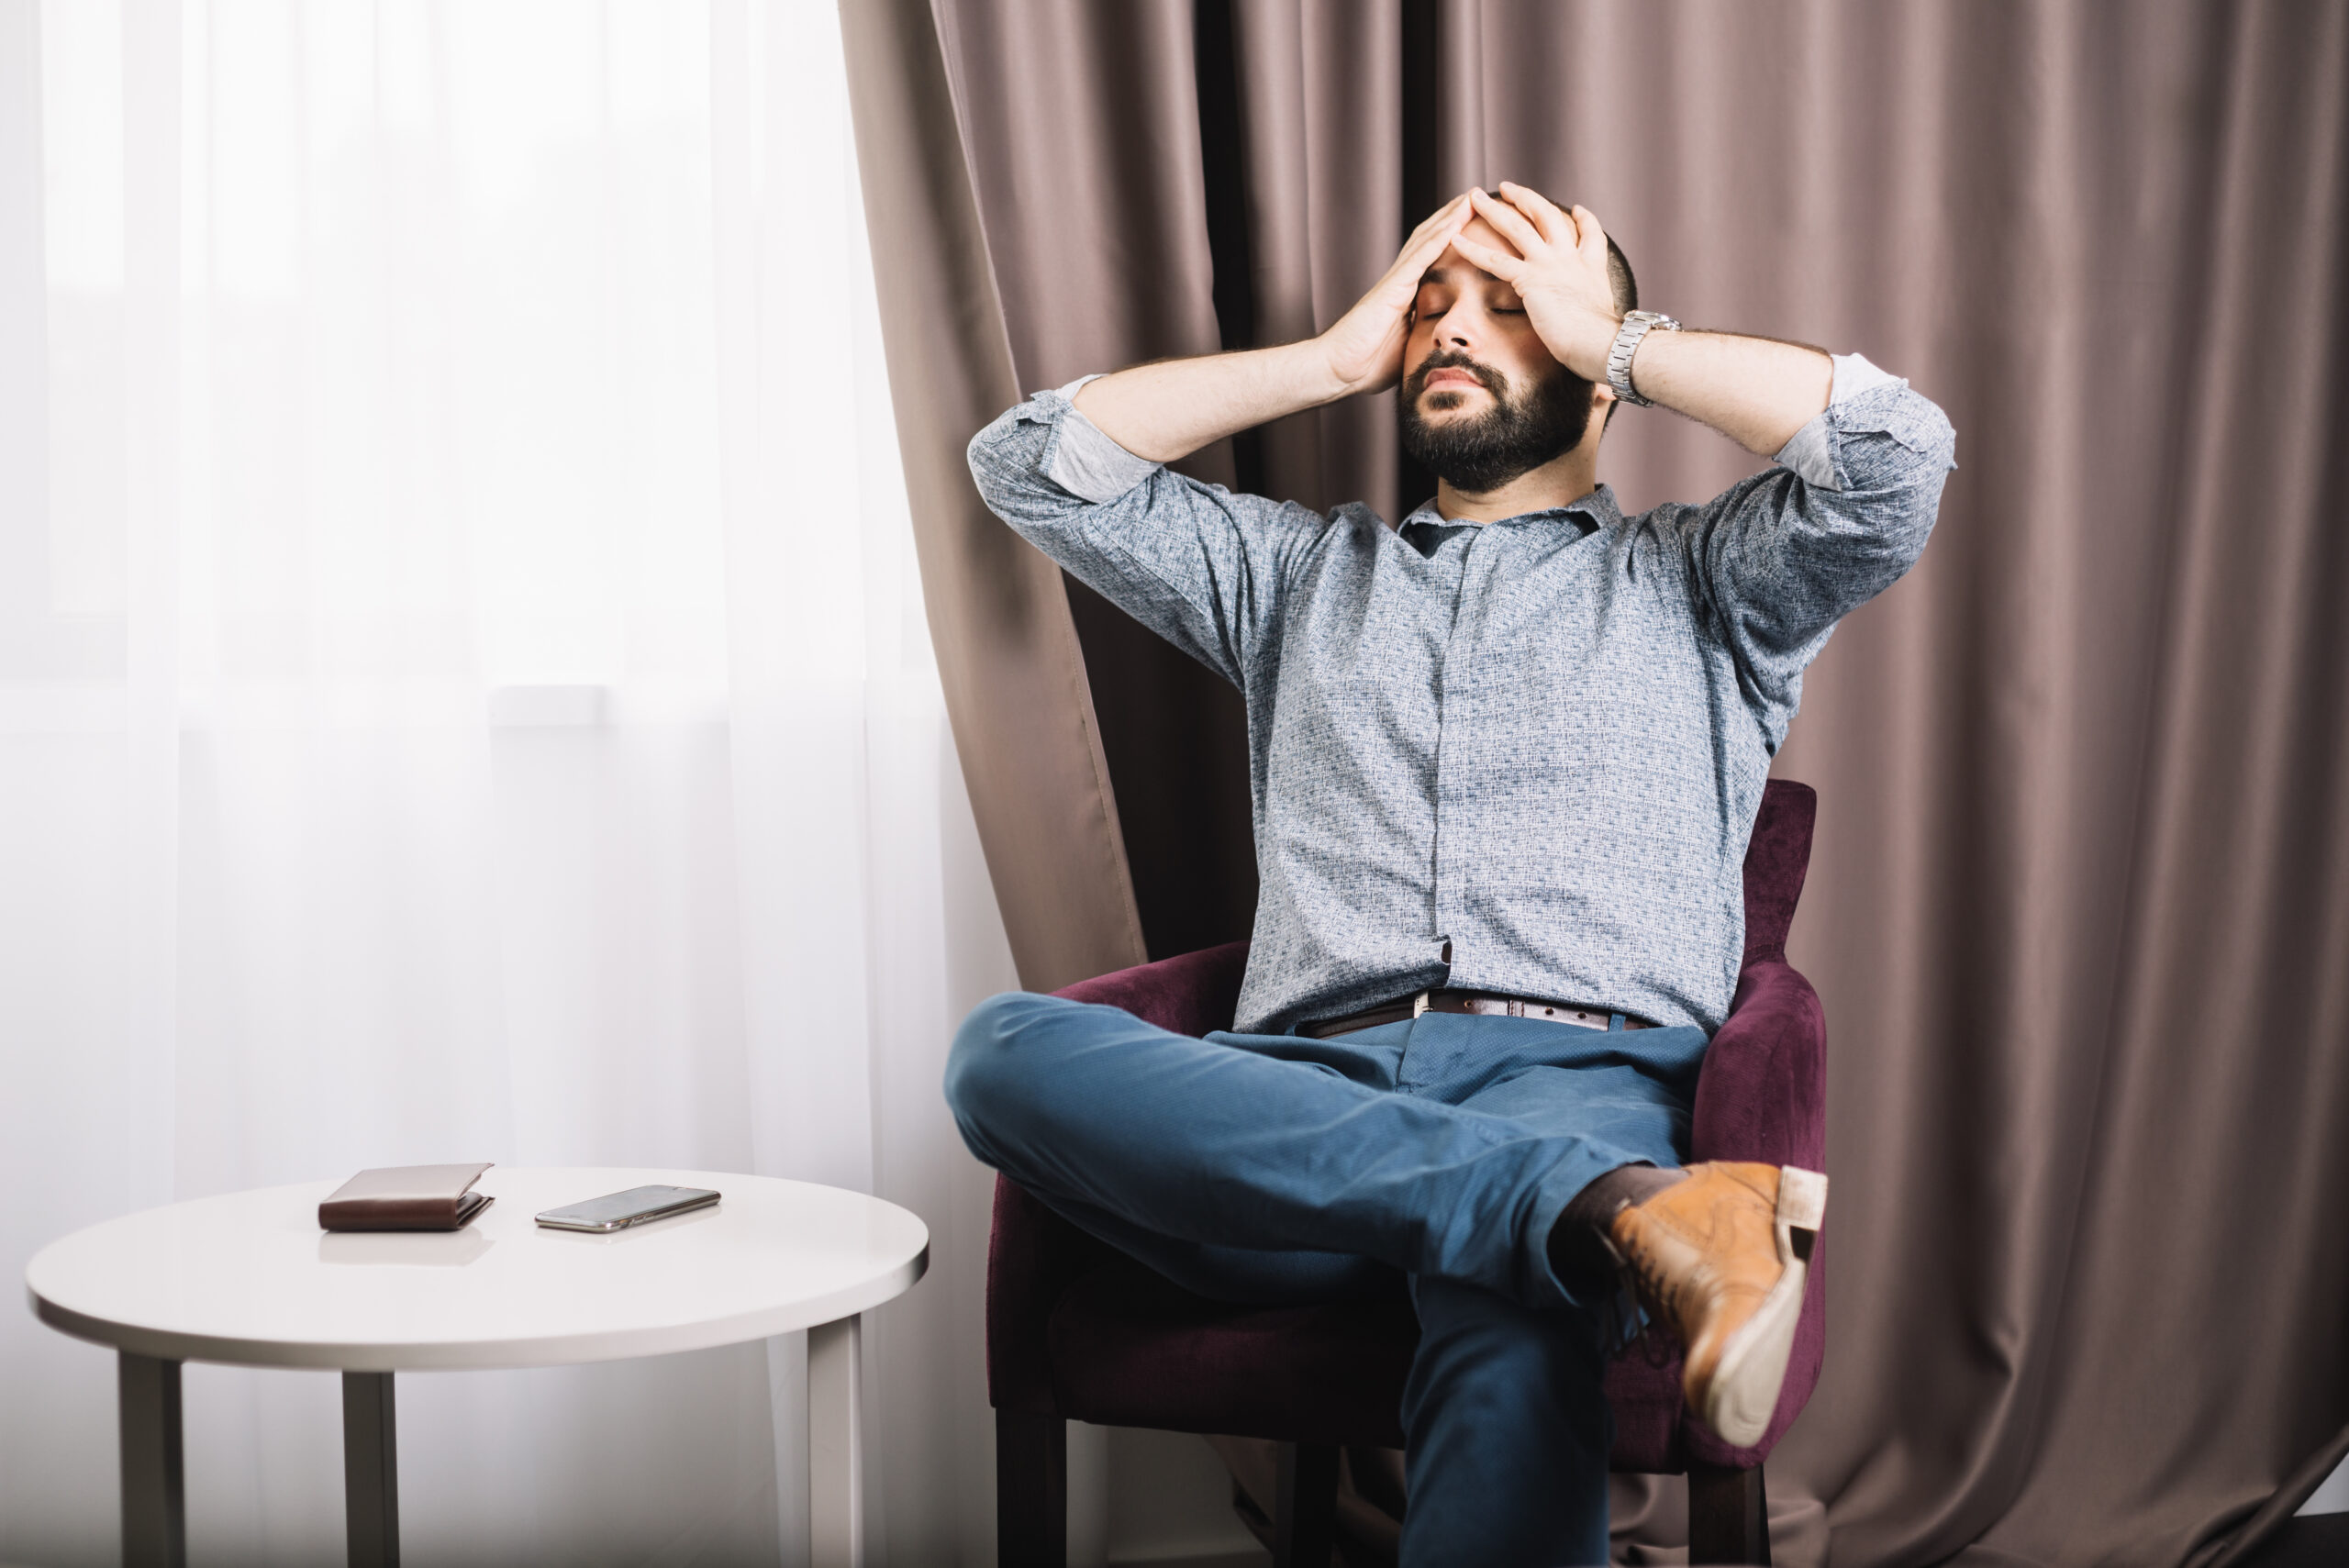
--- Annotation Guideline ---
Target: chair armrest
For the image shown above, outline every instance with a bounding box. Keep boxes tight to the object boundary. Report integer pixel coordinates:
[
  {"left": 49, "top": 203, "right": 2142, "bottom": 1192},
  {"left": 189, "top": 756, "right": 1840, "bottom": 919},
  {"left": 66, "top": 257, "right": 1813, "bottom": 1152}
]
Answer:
[
  {"left": 1690, "top": 956, "right": 1826, "bottom": 1172},
  {"left": 987, "top": 1175, "right": 1116, "bottom": 1415},
  {"left": 1681, "top": 953, "right": 1828, "bottom": 1468},
  {"left": 1053, "top": 940, "right": 1251, "bottom": 1038}
]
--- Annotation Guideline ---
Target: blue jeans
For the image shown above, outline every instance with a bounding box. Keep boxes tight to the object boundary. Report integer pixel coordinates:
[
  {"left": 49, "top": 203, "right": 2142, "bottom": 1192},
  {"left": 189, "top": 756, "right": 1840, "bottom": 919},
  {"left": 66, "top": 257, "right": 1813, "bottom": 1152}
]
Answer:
[{"left": 946, "top": 992, "right": 1707, "bottom": 1567}]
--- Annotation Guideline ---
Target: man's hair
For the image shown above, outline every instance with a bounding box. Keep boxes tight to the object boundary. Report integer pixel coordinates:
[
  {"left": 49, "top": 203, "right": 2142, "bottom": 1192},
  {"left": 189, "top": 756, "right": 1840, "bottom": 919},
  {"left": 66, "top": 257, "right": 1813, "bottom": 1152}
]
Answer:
[
  {"left": 1598, "top": 232, "right": 1636, "bottom": 428},
  {"left": 1603, "top": 233, "right": 1637, "bottom": 317}
]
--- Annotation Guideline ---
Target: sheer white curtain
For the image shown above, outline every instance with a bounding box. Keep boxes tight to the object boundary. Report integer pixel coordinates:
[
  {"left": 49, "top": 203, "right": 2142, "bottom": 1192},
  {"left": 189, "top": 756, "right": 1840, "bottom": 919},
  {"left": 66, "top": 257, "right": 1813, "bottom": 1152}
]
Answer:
[{"left": 0, "top": 1, "right": 1013, "bottom": 1562}]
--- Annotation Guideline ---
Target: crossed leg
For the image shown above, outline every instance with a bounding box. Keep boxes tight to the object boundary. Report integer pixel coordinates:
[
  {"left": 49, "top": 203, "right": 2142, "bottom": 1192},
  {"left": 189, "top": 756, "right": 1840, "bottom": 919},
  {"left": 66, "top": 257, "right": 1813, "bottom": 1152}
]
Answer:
[
  {"left": 947, "top": 990, "right": 1707, "bottom": 1566},
  {"left": 947, "top": 990, "right": 1698, "bottom": 1313}
]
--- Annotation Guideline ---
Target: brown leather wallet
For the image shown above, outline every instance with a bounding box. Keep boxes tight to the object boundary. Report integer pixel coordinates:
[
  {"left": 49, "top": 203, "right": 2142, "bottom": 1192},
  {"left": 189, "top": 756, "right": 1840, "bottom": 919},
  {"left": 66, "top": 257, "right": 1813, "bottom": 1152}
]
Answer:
[{"left": 318, "top": 1162, "right": 495, "bottom": 1232}]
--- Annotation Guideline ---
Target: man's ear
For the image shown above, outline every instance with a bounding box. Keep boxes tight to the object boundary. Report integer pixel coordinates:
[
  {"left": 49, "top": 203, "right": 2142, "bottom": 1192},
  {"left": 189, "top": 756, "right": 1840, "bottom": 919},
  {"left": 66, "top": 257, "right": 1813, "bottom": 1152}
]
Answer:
[{"left": 1593, "top": 379, "right": 1620, "bottom": 432}]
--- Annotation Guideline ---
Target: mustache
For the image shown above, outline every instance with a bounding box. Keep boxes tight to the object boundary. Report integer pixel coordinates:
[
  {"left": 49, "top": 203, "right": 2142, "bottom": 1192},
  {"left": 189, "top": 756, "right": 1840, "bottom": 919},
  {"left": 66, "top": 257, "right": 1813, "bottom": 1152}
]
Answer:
[{"left": 1407, "top": 350, "right": 1507, "bottom": 400}]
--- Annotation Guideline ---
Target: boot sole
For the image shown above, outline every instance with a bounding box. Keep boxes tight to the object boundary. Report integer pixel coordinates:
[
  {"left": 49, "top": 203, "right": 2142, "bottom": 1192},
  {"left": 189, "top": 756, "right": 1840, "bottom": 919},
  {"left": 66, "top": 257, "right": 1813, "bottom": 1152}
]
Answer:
[{"left": 1698, "top": 1166, "right": 1826, "bottom": 1447}]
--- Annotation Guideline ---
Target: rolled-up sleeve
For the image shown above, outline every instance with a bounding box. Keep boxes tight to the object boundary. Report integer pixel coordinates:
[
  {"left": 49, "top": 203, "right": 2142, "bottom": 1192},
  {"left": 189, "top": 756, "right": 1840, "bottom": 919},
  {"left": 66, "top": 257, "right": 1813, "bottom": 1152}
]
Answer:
[
  {"left": 1673, "top": 357, "right": 1957, "bottom": 713},
  {"left": 966, "top": 381, "right": 1328, "bottom": 687}
]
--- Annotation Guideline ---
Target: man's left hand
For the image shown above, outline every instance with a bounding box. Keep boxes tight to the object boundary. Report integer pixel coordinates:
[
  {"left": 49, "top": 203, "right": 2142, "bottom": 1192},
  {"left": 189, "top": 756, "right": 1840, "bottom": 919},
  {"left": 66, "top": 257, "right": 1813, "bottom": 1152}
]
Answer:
[{"left": 1453, "top": 185, "right": 1623, "bottom": 383}]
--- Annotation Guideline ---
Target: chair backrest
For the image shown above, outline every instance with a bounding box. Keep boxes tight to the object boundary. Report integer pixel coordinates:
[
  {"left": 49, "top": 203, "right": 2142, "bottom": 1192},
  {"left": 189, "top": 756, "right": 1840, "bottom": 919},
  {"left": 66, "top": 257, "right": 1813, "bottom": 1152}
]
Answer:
[{"left": 1742, "top": 779, "right": 1818, "bottom": 965}]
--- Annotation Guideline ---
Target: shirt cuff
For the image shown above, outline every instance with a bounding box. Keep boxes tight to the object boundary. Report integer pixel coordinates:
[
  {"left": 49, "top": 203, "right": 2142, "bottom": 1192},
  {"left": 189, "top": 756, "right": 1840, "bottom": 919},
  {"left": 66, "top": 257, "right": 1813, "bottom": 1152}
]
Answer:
[
  {"left": 1043, "top": 374, "right": 1162, "bottom": 504},
  {"left": 1773, "top": 352, "right": 1908, "bottom": 491}
]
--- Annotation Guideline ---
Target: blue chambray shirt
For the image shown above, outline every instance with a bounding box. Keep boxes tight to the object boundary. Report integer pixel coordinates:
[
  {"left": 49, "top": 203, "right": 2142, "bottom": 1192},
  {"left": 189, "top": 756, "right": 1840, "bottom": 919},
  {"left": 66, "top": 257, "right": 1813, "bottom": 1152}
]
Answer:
[{"left": 968, "top": 357, "right": 1955, "bottom": 1035}]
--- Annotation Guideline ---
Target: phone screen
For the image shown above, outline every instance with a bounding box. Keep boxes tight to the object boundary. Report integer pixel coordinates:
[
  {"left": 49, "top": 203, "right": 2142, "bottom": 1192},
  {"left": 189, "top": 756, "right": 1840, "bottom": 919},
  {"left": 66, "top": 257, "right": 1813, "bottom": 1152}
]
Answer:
[{"left": 535, "top": 1184, "right": 720, "bottom": 1232}]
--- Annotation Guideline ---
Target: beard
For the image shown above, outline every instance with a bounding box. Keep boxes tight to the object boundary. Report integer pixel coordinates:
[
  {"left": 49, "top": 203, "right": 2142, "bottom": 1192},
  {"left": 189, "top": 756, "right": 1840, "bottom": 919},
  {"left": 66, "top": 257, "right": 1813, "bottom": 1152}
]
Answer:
[{"left": 1397, "top": 350, "right": 1596, "bottom": 495}]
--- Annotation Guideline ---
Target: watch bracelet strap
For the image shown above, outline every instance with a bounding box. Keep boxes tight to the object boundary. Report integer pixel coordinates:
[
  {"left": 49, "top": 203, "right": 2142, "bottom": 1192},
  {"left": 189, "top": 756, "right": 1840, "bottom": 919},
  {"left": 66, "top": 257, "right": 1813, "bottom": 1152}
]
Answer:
[{"left": 1606, "top": 311, "right": 1679, "bottom": 406}]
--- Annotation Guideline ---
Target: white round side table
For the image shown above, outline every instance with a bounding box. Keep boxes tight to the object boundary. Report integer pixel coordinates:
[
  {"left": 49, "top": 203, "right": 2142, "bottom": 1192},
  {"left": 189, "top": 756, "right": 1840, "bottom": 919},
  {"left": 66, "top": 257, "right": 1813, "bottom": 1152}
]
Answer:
[{"left": 25, "top": 1166, "right": 929, "bottom": 1568}]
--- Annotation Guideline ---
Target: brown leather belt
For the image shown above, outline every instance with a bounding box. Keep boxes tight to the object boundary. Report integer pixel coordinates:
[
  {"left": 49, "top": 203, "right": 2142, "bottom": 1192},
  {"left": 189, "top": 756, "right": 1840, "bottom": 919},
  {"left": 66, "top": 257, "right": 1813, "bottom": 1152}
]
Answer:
[{"left": 1299, "top": 988, "right": 1657, "bottom": 1040}]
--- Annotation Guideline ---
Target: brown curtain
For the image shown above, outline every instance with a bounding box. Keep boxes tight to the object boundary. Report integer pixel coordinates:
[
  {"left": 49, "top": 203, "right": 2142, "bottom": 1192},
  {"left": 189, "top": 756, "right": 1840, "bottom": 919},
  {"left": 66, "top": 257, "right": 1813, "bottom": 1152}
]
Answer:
[
  {"left": 838, "top": 0, "right": 1146, "bottom": 991},
  {"left": 849, "top": 1, "right": 2349, "bottom": 1562}
]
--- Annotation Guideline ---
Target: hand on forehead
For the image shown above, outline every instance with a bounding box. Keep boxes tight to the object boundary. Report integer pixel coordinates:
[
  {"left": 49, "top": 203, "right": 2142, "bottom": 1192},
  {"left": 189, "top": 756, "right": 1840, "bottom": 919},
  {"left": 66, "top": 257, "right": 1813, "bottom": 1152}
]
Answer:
[
  {"left": 1437, "top": 211, "right": 1525, "bottom": 279},
  {"left": 1426, "top": 184, "right": 1595, "bottom": 289}
]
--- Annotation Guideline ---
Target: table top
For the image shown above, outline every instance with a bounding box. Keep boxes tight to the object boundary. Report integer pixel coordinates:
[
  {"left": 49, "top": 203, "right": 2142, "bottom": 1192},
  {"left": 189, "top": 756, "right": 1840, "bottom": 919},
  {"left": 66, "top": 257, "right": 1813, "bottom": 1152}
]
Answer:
[{"left": 25, "top": 1167, "right": 929, "bottom": 1372}]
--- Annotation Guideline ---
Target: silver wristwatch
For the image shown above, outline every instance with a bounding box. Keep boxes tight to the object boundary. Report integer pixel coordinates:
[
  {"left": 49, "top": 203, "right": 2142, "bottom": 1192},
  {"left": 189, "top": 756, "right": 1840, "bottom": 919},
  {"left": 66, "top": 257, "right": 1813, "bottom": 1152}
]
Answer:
[{"left": 1605, "top": 310, "right": 1681, "bottom": 406}]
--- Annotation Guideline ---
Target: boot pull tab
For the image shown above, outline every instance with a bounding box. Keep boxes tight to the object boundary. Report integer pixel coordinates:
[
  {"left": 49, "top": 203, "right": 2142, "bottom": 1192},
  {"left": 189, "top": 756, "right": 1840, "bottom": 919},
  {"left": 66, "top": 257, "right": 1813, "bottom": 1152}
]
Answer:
[{"left": 1776, "top": 1166, "right": 1829, "bottom": 1231}]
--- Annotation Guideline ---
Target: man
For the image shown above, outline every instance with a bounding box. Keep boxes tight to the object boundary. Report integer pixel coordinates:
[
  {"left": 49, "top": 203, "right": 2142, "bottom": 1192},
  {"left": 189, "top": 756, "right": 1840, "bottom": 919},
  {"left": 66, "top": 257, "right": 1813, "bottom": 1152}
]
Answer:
[{"left": 950, "top": 185, "right": 1954, "bottom": 1563}]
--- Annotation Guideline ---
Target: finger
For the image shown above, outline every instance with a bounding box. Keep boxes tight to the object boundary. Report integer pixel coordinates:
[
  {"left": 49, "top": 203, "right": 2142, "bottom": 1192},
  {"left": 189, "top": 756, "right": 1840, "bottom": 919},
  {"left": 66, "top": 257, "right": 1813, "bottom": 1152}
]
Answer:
[
  {"left": 1427, "top": 192, "right": 1476, "bottom": 245},
  {"left": 1569, "top": 204, "right": 1609, "bottom": 263},
  {"left": 1468, "top": 187, "right": 1546, "bottom": 256},
  {"left": 1393, "top": 198, "right": 1468, "bottom": 277},
  {"left": 1394, "top": 195, "right": 1475, "bottom": 280},
  {"left": 1496, "top": 182, "right": 1568, "bottom": 247},
  {"left": 1551, "top": 201, "right": 1589, "bottom": 250},
  {"left": 1428, "top": 192, "right": 1477, "bottom": 248},
  {"left": 1450, "top": 235, "right": 1528, "bottom": 282},
  {"left": 1405, "top": 190, "right": 1475, "bottom": 250}
]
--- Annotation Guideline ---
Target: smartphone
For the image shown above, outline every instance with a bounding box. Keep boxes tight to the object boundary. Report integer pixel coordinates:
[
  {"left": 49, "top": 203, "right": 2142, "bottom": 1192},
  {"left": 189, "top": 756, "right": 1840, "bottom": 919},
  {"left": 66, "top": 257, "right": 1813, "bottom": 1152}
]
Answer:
[{"left": 534, "top": 1184, "right": 720, "bottom": 1233}]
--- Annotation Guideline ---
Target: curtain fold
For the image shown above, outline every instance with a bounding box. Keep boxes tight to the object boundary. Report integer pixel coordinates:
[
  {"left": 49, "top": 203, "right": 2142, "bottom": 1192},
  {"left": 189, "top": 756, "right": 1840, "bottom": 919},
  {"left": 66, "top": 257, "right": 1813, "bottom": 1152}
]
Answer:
[
  {"left": 884, "top": 1, "right": 2349, "bottom": 1564},
  {"left": 927, "top": 0, "right": 1266, "bottom": 960},
  {"left": 837, "top": 0, "right": 1147, "bottom": 993}
]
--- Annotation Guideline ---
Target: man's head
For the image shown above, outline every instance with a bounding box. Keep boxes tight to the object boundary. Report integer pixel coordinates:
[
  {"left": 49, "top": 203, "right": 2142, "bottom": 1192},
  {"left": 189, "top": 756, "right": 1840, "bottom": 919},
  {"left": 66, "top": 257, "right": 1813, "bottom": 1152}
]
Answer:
[{"left": 1398, "top": 194, "right": 1637, "bottom": 495}]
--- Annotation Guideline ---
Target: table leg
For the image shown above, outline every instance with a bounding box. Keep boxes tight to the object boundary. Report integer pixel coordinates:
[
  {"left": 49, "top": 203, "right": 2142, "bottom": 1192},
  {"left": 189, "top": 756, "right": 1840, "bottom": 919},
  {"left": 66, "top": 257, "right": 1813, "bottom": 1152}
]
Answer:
[
  {"left": 118, "top": 1351, "right": 186, "bottom": 1568},
  {"left": 342, "top": 1372, "right": 400, "bottom": 1568},
  {"left": 807, "top": 1316, "right": 863, "bottom": 1568}
]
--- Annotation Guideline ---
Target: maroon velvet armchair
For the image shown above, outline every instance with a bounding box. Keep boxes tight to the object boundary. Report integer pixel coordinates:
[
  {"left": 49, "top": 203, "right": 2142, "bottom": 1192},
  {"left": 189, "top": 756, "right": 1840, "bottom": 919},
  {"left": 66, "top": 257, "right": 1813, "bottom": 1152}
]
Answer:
[{"left": 987, "top": 780, "right": 1828, "bottom": 1566}]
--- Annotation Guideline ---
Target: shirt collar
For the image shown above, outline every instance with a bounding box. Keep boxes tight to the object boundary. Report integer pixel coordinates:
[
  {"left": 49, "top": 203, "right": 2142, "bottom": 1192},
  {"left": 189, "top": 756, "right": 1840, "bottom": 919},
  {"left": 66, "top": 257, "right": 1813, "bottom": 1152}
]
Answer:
[{"left": 1397, "top": 483, "right": 1624, "bottom": 535}]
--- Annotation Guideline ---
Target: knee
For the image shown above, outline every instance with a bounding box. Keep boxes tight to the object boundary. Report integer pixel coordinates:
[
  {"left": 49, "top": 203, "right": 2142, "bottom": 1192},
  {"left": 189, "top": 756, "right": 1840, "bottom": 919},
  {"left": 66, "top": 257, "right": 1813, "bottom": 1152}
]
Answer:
[
  {"left": 943, "top": 991, "right": 1073, "bottom": 1140},
  {"left": 944, "top": 991, "right": 1024, "bottom": 1119}
]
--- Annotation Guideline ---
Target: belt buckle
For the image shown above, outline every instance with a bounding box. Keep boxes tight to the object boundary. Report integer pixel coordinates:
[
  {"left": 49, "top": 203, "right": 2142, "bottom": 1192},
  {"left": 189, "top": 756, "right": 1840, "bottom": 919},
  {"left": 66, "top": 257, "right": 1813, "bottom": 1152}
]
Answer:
[{"left": 1410, "top": 991, "right": 1431, "bottom": 1018}]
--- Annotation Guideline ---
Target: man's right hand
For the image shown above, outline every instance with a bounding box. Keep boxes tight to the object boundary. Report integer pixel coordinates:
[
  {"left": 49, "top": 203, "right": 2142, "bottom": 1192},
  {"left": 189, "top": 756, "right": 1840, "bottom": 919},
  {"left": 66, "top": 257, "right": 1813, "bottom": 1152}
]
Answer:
[
  {"left": 1317, "top": 191, "right": 1476, "bottom": 395},
  {"left": 1071, "top": 192, "right": 1475, "bottom": 464}
]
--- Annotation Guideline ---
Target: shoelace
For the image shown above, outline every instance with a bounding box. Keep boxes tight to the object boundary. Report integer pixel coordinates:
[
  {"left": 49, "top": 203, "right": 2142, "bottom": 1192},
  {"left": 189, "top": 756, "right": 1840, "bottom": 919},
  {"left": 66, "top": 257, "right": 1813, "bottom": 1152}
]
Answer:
[
  {"left": 1618, "top": 1236, "right": 1691, "bottom": 1338},
  {"left": 1597, "top": 1229, "right": 1687, "bottom": 1364},
  {"left": 1618, "top": 1184, "right": 1789, "bottom": 1366}
]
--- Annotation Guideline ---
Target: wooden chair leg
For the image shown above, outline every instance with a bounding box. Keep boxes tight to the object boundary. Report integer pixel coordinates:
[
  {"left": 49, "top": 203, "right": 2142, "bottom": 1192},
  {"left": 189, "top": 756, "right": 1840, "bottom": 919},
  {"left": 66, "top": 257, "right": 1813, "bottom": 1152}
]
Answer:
[
  {"left": 1688, "top": 1460, "right": 1769, "bottom": 1565},
  {"left": 1273, "top": 1441, "right": 1340, "bottom": 1568},
  {"left": 996, "top": 1410, "right": 1066, "bottom": 1568}
]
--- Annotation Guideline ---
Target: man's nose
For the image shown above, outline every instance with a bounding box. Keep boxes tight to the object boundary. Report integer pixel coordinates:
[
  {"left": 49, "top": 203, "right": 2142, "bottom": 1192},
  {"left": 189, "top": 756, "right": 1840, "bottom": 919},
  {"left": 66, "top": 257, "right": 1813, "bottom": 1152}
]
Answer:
[{"left": 1437, "top": 299, "right": 1487, "bottom": 350}]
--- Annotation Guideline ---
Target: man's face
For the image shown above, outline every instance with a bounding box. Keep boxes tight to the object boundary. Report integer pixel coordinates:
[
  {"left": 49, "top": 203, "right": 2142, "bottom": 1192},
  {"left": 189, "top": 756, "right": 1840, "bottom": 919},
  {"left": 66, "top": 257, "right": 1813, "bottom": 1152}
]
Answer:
[{"left": 1398, "top": 213, "right": 1598, "bottom": 494}]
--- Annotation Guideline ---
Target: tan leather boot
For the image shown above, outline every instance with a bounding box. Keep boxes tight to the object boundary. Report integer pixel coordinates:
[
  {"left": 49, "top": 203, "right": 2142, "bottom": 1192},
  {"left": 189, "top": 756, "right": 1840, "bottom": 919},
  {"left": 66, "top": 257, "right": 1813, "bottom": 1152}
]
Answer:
[{"left": 1607, "top": 1161, "right": 1827, "bottom": 1447}]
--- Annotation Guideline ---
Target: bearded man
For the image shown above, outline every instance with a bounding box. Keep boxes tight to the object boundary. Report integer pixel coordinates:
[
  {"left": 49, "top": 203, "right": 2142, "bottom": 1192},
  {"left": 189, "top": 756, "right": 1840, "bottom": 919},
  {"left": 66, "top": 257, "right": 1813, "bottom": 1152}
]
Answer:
[{"left": 949, "top": 185, "right": 1954, "bottom": 1564}]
